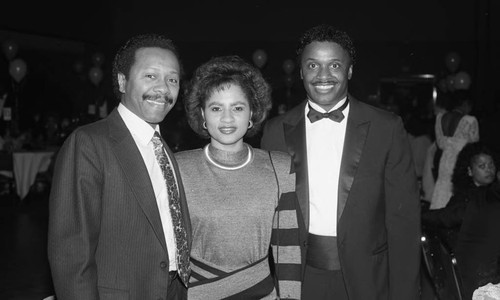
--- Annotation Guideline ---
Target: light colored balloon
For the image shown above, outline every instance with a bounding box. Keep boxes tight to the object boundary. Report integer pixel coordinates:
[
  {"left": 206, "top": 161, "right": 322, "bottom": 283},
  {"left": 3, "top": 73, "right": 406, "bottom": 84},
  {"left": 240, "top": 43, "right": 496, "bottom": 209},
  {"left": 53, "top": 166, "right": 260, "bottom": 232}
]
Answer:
[
  {"left": 252, "top": 49, "right": 267, "bottom": 69},
  {"left": 9, "top": 58, "right": 27, "bottom": 83},
  {"left": 92, "top": 52, "right": 105, "bottom": 66},
  {"left": 437, "top": 78, "right": 447, "bottom": 93},
  {"left": 3, "top": 40, "right": 19, "bottom": 61},
  {"left": 446, "top": 74, "right": 456, "bottom": 92},
  {"left": 445, "top": 52, "right": 460, "bottom": 73},
  {"left": 284, "top": 74, "right": 294, "bottom": 88},
  {"left": 89, "top": 67, "right": 103, "bottom": 86},
  {"left": 74, "top": 60, "right": 84, "bottom": 73},
  {"left": 453, "top": 71, "right": 471, "bottom": 90},
  {"left": 282, "top": 59, "right": 295, "bottom": 75}
]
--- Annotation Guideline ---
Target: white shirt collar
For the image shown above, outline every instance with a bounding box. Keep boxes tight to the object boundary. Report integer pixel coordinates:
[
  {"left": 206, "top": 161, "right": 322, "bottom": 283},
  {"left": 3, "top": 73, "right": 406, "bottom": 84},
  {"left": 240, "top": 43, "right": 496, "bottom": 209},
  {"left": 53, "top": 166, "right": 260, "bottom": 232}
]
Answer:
[
  {"left": 307, "top": 96, "right": 348, "bottom": 113},
  {"left": 117, "top": 103, "right": 160, "bottom": 146}
]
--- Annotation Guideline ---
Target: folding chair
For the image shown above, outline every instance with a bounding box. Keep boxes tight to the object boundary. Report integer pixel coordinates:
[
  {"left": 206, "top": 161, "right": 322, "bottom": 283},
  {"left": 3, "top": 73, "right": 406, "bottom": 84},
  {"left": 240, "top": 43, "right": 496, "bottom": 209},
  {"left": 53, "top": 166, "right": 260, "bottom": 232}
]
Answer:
[{"left": 421, "top": 230, "right": 464, "bottom": 300}]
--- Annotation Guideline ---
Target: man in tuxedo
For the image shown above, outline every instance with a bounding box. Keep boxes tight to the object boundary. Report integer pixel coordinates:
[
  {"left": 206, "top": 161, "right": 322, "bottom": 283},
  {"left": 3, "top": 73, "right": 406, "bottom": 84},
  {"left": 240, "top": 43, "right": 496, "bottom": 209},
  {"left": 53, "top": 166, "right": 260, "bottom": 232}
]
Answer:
[
  {"left": 261, "top": 24, "right": 421, "bottom": 299},
  {"left": 48, "top": 34, "right": 191, "bottom": 300}
]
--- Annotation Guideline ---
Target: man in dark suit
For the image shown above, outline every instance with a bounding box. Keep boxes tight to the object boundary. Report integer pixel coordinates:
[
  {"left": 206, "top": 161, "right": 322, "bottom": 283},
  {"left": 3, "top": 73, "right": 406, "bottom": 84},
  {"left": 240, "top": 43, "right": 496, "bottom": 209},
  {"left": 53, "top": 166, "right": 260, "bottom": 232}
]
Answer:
[
  {"left": 48, "top": 34, "right": 191, "bottom": 300},
  {"left": 261, "top": 24, "right": 421, "bottom": 300}
]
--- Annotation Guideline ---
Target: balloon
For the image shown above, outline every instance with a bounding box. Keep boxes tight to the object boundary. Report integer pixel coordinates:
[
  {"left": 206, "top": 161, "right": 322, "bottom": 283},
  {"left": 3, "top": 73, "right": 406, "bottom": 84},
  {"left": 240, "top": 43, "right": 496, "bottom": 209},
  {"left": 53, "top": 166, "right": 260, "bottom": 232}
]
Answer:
[
  {"left": 92, "top": 52, "right": 105, "bottom": 66},
  {"left": 74, "top": 60, "right": 84, "bottom": 74},
  {"left": 2, "top": 40, "right": 18, "bottom": 61},
  {"left": 9, "top": 58, "right": 27, "bottom": 83},
  {"left": 252, "top": 49, "right": 267, "bottom": 69},
  {"left": 454, "top": 71, "right": 471, "bottom": 90},
  {"left": 445, "top": 52, "right": 460, "bottom": 73},
  {"left": 446, "top": 74, "right": 456, "bottom": 92},
  {"left": 284, "top": 74, "right": 294, "bottom": 88},
  {"left": 282, "top": 59, "right": 295, "bottom": 75},
  {"left": 89, "top": 67, "right": 103, "bottom": 86},
  {"left": 437, "top": 78, "right": 447, "bottom": 93}
]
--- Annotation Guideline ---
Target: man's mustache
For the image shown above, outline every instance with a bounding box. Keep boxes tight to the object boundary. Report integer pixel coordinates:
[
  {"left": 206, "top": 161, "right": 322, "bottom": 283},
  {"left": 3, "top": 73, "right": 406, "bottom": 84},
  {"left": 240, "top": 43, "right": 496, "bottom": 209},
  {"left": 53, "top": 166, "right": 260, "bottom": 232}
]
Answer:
[{"left": 143, "top": 94, "right": 174, "bottom": 104}]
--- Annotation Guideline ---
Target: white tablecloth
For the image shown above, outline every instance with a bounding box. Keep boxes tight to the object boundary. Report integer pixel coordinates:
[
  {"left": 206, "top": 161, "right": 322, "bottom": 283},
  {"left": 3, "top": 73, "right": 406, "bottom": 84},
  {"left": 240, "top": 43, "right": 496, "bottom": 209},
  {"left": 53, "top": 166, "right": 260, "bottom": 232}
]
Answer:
[{"left": 13, "top": 151, "right": 54, "bottom": 200}]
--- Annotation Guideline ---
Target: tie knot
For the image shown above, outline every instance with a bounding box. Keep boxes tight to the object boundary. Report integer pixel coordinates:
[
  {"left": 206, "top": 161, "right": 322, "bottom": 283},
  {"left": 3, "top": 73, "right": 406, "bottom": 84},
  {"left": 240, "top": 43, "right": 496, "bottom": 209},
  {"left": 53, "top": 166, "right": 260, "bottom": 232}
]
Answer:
[{"left": 152, "top": 131, "right": 162, "bottom": 143}]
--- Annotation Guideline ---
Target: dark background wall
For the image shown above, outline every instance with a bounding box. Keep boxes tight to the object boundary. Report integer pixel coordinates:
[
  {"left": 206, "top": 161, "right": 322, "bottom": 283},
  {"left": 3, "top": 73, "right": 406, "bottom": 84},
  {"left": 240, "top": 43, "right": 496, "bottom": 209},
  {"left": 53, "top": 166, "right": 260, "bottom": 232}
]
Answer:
[{"left": 0, "top": 0, "right": 498, "bottom": 141}]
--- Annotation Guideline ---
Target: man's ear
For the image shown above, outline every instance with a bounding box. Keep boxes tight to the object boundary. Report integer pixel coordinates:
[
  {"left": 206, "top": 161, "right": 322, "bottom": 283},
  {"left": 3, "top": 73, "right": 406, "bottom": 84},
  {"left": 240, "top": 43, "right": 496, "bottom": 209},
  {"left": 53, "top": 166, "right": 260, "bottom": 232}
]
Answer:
[
  {"left": 348, "top": 65, "right": 353, "bottom": 80},
  {"left": 300, "top": 68, "right": 303, "bottom": 80},
  {"left": 118, "top": 73, "right": 126, "bottom": 94}
]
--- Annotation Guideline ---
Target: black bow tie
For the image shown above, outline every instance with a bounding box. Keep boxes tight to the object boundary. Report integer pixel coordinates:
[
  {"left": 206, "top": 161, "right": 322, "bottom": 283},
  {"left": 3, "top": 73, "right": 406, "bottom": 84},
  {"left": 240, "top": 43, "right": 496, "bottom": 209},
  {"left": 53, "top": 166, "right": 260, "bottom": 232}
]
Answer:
[{"left": 307, "top": 99, "right": 349, "bottom": 123}]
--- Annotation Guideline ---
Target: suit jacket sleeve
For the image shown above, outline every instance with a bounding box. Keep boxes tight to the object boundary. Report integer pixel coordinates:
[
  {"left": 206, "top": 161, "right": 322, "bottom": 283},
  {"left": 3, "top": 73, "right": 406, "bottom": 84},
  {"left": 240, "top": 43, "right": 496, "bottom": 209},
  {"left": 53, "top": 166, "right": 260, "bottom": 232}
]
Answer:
[
  {"left": 261, "top": 118, "right": 287, "bottom": 152},
  {"left": 385, "top": 117, "right": 421, "bottom": 300},
  {"left": 48, "top": 130, "right": 102, "bottom": 300}
]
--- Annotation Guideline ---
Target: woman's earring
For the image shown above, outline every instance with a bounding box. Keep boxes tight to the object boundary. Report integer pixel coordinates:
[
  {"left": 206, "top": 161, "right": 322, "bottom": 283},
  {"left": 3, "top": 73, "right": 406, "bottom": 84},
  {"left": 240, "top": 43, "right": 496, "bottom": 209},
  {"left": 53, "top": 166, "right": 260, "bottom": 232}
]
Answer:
[
  {"left": 203, "top": 122, "right": 207, "bottom": 129},
  {"left": 248, "top": 120, "right": 253, "bottom": 129}
]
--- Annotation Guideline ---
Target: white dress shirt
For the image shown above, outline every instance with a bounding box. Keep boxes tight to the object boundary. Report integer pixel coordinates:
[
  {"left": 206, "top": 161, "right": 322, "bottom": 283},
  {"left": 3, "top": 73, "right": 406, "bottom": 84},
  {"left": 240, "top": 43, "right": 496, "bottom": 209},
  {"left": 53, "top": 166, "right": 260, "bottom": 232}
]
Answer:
[
  {"left": 305, "top": 97, "right": 349, "bottom": 236},
  {"left": 118, "top": 103, "right": 178, "bottom": 271}
]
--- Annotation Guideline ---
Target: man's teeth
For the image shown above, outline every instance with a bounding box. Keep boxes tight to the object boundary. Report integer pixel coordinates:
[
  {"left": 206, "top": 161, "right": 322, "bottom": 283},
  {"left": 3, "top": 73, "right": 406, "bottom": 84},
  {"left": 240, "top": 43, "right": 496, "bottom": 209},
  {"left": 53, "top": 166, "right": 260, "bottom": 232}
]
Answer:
[
  {"left": 315, "top": 84, "right": 334, "bottom": 90},
  {"left": 146, "top": 99, "right": 165, "bottom": 105}
]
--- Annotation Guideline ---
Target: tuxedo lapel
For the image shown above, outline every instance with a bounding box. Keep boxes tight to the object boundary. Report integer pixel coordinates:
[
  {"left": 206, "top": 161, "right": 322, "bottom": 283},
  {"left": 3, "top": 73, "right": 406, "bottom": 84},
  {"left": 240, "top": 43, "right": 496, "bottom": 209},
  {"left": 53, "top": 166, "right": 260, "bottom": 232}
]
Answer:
[
  {"left": 338, "top": 98, "right": 370, "bottom": 228},
  {"left": 282, "top": 99, "right": 370, "bottom": 232},
  {"left": 108, "top": 109, "right": 167, "bottom": 251},
  {"left": 283, "top": 102, "right": 310, "bottom": 230}
]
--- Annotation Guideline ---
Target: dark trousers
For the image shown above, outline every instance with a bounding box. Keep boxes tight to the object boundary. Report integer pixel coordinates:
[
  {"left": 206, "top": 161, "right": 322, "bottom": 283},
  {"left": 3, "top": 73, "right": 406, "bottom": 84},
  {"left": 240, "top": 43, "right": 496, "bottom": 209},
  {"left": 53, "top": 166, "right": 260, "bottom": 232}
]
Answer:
[
  {"left": 302, "top": 264, "right": 349, "bottom": 300},
  {"left": 167, "top": 271, "right": 187, "bottom": 300}
]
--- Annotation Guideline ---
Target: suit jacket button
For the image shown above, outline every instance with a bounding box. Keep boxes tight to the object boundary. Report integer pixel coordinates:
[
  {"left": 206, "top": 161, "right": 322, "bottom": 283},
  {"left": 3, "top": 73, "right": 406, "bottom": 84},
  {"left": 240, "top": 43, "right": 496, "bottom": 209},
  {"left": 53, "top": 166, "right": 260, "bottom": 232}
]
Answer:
[{"left": 160, "top": 261, "right": 168, "bottom": 269}]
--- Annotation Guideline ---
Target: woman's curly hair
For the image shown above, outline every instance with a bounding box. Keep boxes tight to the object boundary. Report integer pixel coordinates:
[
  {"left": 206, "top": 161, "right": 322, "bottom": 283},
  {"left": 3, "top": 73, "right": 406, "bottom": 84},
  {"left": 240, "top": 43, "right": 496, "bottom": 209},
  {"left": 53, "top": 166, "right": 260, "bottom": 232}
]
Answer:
[
  {"left": 452, "top": 142, "right": 497, "bottom": 193},
  {"left": 183, "top": 55, "right": 272, "bottom": 139}
]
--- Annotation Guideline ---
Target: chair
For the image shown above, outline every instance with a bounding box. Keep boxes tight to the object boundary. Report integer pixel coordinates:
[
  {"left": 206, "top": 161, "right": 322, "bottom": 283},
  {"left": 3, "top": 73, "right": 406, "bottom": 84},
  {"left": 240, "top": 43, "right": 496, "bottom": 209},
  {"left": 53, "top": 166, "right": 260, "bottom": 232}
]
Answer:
[{"left": 421, "top": 229, "right": 464, "bottom": 300}]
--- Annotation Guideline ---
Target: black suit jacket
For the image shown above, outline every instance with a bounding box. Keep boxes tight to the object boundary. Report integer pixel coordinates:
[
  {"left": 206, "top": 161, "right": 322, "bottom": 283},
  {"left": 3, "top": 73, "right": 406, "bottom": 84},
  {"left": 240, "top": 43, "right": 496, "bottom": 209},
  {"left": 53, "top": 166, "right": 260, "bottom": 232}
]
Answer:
[
  {"left": 48, "top": 108, "right": 191, "bottom": 300},
  {"left": 261, "top": 96, "right": 421, "bottom": 300}
]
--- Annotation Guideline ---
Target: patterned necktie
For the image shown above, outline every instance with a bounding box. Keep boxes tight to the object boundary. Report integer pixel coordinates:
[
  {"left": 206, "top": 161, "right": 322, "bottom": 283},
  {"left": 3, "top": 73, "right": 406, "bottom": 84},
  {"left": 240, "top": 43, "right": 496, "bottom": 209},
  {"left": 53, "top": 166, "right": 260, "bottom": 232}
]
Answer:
[
  {"left": 151, "top": 132, "right": 190, "bottom": 286},
  {"left": 307, "top": 98, "right": 349, "bottom": 123}
]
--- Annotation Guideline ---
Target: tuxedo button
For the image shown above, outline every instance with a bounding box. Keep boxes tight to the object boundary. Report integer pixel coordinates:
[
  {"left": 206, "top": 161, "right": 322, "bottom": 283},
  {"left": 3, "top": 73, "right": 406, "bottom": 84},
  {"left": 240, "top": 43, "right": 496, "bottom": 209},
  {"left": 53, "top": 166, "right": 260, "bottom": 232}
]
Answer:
[{"left": 160, "top": 261, "right": 168, "bottom": 269}]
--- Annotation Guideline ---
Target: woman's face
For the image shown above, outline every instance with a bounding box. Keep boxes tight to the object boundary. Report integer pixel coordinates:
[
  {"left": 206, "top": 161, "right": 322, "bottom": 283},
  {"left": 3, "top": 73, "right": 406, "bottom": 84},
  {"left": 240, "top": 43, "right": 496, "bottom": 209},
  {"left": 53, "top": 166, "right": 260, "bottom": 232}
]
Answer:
[
  {"left": 468, "top": 153, "right": 496, "bottom": 186},
  {"left": 202, "top": 84, "right": 251, "bottom": 152}
]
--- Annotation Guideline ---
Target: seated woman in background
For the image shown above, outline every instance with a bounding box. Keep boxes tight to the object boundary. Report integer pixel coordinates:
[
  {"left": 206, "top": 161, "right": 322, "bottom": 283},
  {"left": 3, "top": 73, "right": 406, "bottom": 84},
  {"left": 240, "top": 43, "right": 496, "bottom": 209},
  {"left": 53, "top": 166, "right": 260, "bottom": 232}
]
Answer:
[
  {"left": 422, "top": 142, "right": 497, "bottom": 251},
  {"left": 456, "top": 169, "right": 500, "bottom": 300},
  {"left": 430, "top": 90, "right": 480, "bottom": 209},
  {"left": 175, "top": 56, "right": 302, "bottom": 299}
]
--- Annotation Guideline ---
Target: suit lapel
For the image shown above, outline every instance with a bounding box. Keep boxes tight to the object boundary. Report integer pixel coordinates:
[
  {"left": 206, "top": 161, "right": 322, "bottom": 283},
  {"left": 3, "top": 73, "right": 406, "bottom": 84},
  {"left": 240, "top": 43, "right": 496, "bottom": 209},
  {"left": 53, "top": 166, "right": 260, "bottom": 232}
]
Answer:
[
  {"left": 283, "top": 102, "right": 310, "bottom": 230},
  {"left": 108, "top": 109, "right": 168, "bottom": 251},
  {"left": 338, "top": 97, "right": 370, "bottom": 227}
]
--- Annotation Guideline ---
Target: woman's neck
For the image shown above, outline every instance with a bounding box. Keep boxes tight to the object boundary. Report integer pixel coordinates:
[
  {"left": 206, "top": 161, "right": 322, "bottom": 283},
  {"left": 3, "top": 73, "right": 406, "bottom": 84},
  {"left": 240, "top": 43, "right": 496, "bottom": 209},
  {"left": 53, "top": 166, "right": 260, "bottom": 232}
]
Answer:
[{"left": 207, "top": 144, "right": 249, "bottom": 167}]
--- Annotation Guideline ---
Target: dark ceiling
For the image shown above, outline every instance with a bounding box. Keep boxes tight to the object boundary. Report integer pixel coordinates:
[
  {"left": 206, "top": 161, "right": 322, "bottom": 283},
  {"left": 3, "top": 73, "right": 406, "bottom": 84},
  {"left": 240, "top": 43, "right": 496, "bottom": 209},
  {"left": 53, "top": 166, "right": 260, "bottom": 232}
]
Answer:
[
  {"left": 1, "top": 0, "right": 498, "bottom": 108},
  {"left": 2, "top": 0, "right": 496, "bottom": 47}
]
